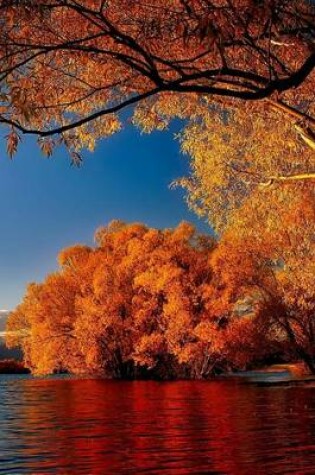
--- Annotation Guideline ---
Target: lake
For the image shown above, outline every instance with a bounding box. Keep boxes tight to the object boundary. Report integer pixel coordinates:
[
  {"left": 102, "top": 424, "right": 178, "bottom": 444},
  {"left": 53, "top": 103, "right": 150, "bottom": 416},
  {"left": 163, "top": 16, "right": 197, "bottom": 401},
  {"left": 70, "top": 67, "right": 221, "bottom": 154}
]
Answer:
[{"left": 0, "top": 375, "right": 314, "bottom": 474}]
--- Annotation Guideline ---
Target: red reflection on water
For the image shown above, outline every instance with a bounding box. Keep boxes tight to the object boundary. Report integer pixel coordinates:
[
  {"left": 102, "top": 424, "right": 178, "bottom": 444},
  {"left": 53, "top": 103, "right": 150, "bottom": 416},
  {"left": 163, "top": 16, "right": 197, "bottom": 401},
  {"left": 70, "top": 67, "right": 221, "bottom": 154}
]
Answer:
[{"left": 4, "top": 378, "right": 315, "bottom": 474}]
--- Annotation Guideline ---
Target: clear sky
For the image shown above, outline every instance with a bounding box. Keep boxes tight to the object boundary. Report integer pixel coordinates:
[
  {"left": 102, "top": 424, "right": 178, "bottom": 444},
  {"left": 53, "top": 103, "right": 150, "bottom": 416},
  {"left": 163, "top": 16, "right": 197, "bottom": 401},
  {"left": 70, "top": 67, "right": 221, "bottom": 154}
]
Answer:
[{"left": 0, "top": 121, "right": 210, "bottom": 310}]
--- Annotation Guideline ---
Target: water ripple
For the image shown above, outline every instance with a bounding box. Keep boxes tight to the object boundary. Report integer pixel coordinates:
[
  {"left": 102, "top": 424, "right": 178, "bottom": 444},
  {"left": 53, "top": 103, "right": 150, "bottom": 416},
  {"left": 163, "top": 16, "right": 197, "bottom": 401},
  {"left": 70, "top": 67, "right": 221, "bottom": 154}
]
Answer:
[{"left": 0, "top": 376, "right": 314, "bottom": 474}]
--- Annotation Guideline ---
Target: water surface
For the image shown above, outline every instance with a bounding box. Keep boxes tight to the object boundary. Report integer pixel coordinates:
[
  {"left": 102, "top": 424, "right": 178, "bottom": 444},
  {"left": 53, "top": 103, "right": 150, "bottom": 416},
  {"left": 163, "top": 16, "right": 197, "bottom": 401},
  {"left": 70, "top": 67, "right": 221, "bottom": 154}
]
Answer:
[{"left": 0, "top": 375, "right": 314, "bottom": 474}]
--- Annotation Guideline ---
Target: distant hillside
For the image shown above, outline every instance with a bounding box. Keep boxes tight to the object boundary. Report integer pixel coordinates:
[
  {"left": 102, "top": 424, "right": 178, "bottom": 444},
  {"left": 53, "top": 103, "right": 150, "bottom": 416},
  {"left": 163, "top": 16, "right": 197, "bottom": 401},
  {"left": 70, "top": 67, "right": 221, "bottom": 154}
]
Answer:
[
  {"left": 0, "top": 310, "right": 22, "bottom": 360},
  {"left": 0, "top": 310, "right": 9, "bottom": 333},
  {"left": 0, "top": 341, "right": 22, "bottom": 360}
]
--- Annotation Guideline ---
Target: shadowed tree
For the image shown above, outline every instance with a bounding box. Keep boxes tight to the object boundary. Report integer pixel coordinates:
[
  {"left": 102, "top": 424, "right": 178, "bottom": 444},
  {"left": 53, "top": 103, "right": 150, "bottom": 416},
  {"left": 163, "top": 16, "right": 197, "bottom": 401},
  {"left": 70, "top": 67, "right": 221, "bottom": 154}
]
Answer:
[{"left": 208, "top": 187, "right": 315, "bottom": 373}]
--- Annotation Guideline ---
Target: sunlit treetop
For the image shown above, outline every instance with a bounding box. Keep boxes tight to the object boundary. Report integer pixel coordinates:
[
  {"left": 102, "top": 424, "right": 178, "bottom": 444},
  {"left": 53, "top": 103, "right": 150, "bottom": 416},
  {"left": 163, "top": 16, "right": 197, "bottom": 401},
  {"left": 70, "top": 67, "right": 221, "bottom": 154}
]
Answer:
[
  {"left": 172, "top": 101, "right": 315, "bottom": 232},
  {"left": 0, "top": 0, "right": 314, "bottom": 160}
]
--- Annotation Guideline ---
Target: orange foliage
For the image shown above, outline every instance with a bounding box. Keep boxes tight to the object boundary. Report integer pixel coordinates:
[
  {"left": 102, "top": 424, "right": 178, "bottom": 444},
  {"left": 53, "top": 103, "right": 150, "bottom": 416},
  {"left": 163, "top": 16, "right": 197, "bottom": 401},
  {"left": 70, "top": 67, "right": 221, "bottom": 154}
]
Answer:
[
  {"left": 209, "top": 186, "right": 315, "bottom": 373},
  {"left": 6, "top": 221, "right": 286, "bottom": 378},
  {"left": 0, "top": 1, "right": 313, "bottom": 160}
]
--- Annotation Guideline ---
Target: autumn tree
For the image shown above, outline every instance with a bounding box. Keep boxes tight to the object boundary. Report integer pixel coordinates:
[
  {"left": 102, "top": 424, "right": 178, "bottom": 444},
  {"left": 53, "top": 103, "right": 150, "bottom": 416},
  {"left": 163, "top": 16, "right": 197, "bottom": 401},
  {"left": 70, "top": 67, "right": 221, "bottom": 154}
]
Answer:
[
  {"left": 6, "top": 275, "right": 85, "bottom": 374},
  {"left": 0, "top": 1, "right": 313, "bottom": 161},
  {"left": 207, "top": 186, "right": 315, "bottom": 373},
  {"left": 7, "top": 221, "right": 220, "bottom": 377},
  {"left": 174, "top": 102, "right": 315, "bottom": 232},
  {"left": 130, "top": 222, "right": 215, "bottom": 378}
]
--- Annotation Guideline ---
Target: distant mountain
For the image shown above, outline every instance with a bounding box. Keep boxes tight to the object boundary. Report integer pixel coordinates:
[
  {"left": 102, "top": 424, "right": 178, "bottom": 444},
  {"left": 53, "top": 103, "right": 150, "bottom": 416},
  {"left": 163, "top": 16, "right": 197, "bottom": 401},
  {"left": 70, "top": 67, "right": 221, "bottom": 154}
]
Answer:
[
  {"left": 0, "top": 341, "right": 22, "bottom": 360},
  {"left": 0, "top": 310, "right": 9, "bottom": 333},
  {"left": 0, "top": 310, "right": 22, "bottom": 360}
]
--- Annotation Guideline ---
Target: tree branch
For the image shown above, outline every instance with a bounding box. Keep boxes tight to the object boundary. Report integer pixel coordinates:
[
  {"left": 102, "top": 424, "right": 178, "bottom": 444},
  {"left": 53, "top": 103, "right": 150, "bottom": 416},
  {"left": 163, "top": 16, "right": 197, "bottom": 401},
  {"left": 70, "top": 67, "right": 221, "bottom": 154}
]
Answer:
[{"left": 259, "top": 173, "right": 315, "bottom": 188}]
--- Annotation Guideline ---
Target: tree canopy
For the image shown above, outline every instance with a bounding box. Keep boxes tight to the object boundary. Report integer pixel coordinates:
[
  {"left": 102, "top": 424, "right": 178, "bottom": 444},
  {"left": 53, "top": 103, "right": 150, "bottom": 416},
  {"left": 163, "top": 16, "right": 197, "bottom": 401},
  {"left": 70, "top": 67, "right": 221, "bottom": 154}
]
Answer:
[
  {"left": 174, "top": 101, "right": 315, "bottom": 232},
  {"left": 0, "top": 0, "right": 314, "bottom": 159}
]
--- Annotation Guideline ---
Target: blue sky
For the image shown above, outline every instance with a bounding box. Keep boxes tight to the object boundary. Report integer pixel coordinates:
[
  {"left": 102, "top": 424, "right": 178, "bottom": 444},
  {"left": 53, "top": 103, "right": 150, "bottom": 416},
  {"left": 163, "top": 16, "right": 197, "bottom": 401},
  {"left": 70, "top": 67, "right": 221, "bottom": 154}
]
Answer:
[{"left": 0, "top": 122, "right": 210, "bottom": 310}]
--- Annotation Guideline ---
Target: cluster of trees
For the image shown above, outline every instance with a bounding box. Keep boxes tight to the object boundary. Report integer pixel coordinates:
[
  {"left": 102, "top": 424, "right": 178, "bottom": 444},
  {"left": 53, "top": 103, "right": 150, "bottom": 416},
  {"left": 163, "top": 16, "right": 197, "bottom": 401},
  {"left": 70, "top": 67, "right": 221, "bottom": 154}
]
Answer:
[
  {"left": 6, "top": 220, "right": 315, "bottom": 377},
  {"left": 1, "top": 1, "right": 314, "bottom": 377}
]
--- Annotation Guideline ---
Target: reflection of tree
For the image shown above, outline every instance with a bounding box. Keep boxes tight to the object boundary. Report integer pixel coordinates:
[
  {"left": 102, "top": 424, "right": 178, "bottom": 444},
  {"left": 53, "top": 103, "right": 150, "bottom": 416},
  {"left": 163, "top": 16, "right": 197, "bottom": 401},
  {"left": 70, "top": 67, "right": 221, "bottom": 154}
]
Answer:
[{"left": 3, "top": 379, "right": 314, "bottom": 474}]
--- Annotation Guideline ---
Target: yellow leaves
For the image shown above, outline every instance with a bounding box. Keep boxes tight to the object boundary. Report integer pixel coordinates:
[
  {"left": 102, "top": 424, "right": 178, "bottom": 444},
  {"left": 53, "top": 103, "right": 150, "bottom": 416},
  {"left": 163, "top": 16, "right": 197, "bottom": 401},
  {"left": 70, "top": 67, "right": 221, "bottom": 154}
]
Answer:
[
  {"left": 0, "top": 0, "right": 312, "bottom": 174},
  {"left": 75, "top": 115, "right": 122, "bottom": 152},
  {"left": 176, "top": 101, "right": 315, "bottom": 233},
  {"left": 132, "top": 104, "right": 169, "bottom": 134},
  {"left": 132, "top": 94, "right": 203, "bottom": 135},
  {"left": 77, "top": 130, "right": 96, "bottom": 152},
  {"left": 99, "top": 115, "right": 122, "bottom": 137}
]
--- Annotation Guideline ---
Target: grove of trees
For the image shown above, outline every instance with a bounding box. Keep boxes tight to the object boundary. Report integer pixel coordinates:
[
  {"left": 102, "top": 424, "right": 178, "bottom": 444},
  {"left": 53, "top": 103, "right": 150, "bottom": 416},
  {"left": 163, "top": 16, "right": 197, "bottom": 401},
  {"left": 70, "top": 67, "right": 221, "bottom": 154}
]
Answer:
[
  {"left": 2, "top": 1, "right": 314, "bottom": 377},
  {"left": 6, "top": 221, "right": 315, "bottom": 377}
]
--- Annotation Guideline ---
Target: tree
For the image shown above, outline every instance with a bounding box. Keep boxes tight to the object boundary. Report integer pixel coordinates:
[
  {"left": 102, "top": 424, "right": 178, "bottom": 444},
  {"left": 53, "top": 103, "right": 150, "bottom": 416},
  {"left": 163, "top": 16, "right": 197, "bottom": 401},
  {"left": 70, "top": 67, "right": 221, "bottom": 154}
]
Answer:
[
  {"left": 209, "top": 187, "right": 315, "bottom": 372},
  {"left": 0, "top": 1, "right": 314, "bottom": 160},
  {"left": 131, "top": 221, "right": 214, "bottom": 378},
  {"left": 175, "top": 103, "right": 315, "bottom": 232},
  {"left": 6, "top": 276, "right": 83, "bottom": 373},
  {"left": 6, "top": 221, "right": 218, "bottom": 377}
]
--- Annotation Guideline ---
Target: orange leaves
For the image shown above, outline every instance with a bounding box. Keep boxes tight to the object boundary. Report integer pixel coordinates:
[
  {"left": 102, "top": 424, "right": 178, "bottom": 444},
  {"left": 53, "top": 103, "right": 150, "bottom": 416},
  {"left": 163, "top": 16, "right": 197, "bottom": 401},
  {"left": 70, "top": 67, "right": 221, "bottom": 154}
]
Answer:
[
  {"left": 58, "top": 245, "right": 92, "bottom": 270},
  {"left": 38, "top": 138, "right": 54, "bottom": 158},
  {"left": 6, "top": 221, "right": 216, "bottom": 377},
  {"left": 6, "top": 130, "right": 20, "bottom": 159},
  {"left": 0, "top": 0, "right": 312, "bottom": 160},
  {"left": 6, "top": 211, "right": 314, "bottom": 377}
]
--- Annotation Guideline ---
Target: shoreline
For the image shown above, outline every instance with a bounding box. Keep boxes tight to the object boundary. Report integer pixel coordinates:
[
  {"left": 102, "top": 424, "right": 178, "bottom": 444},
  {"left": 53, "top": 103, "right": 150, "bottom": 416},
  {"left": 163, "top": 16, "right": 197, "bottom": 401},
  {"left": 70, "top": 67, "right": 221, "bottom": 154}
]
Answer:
[{"left": 1, "top": 361, "right": 315, "bottom": 384}]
